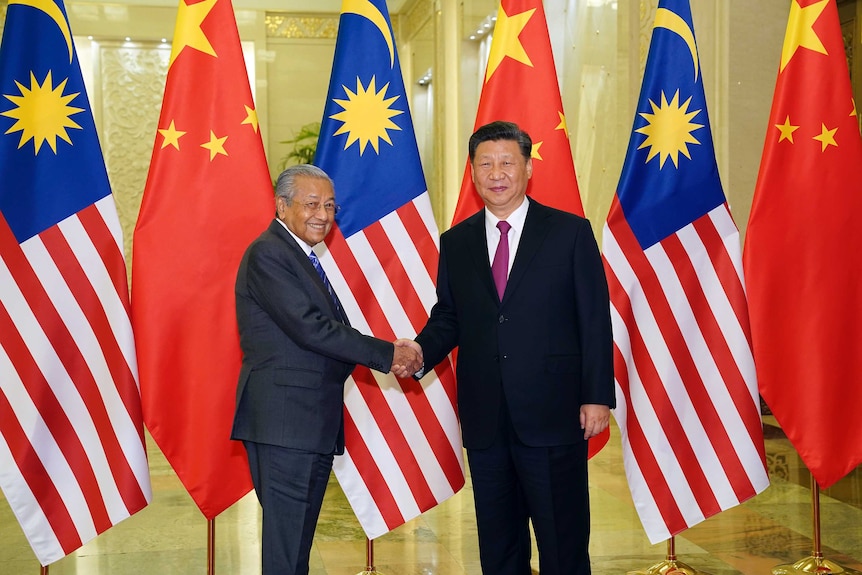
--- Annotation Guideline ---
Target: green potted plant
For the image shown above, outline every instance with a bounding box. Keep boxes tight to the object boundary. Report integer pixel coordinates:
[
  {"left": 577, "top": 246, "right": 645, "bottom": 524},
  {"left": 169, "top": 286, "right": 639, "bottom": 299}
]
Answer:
[{"left": 278, "top": 121, "right": 320, "bottom": 170}]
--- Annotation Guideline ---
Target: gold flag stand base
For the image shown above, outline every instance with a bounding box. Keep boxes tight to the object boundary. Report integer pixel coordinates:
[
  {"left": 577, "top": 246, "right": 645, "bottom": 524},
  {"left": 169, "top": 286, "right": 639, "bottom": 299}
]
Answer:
[
  {"left": 771, "top": 475, "right": 862, "bottom": 575},
  {"left": 772, "top": 555, "right": 862, "bottom": 575},
  {"left": 627, "top": 536, "right": 711, "bottom": 575},
  {"left": 628, "top": 558, "right": 708, "bottom": 575}
]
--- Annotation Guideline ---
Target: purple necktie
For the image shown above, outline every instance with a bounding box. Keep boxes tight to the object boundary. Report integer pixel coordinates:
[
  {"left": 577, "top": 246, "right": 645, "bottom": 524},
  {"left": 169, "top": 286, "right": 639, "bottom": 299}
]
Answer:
[{"left": 492, "top": 220, "right": 511, "bottom": 300}]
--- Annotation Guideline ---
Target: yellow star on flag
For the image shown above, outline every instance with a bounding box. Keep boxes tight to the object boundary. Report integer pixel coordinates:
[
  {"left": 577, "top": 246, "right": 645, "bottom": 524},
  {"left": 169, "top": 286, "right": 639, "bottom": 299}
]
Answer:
[
  {"left": 169, "top": 0, "right": 218, "bottom": 68},
  {"left": 531, "top": 141, "right": 543, "bottom": 161},
  {"left": 158, "top": 120, "right": 186, "bottom": 150},
  {"left": 780, "top": 0, "right": 828, "bottom": 72},
  {"left": 241, "top": 105, "right": 260, "bottom": 133},
  {"left": 813, "top": 123, "right": 837, "bottom": 151},
  {"left": 555, "top": 111, "right": 569, "bottom": 136},
  {"left": 775, "top": 116, "right": 799, "bottom": 143},
  {"left": 485, "top": 7, "right": 535, "bottom": 82},
  {"left": 201, "top": 130, "right": 228, "bottom": 160}
]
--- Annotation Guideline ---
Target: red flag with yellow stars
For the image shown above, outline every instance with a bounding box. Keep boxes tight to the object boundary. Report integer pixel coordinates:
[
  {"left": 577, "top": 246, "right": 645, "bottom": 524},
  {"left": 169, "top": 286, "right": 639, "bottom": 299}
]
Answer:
[
  {"left": 131, "top": 0, "right": 272, "bottom": 518},
  {"left": 744, "top": 0, "right": 862, "bottom": 489},
  {"left": 452, "top": 0, "right": 584, "bottom": 223},
  {"left": 453, "top": 0, "right": 607, "bottom": 457}
]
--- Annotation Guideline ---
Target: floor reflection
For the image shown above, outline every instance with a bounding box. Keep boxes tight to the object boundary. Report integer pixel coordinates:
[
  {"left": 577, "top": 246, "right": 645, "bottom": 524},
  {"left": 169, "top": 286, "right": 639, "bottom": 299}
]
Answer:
[{"left": 2, "top": 417, "right": 860, "bottom": 574}]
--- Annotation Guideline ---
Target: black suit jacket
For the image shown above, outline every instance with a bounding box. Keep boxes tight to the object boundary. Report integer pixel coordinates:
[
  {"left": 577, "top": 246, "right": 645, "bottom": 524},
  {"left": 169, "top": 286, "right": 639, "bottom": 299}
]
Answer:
[
  {"left": 231, "top": 220, "right": 393, "bottom": 454},
  {"left": 415, "top": 199, "right": 614, "bottom": 449}
]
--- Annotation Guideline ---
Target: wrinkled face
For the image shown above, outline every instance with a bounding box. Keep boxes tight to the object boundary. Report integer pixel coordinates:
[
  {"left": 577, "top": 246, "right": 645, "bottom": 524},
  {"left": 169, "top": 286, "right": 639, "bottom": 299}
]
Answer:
[
  {"left": 277, "top": 175, "right": 336, "bottom": 246},
  {"left": 471, "top": 139, "right": 533, "bottom": 219}
]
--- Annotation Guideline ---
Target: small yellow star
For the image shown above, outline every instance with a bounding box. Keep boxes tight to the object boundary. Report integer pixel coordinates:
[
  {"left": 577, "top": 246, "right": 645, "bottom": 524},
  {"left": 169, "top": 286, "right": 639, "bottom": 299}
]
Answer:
[
  {"left": 485, "top": 7, "right": 535, "bottom": 82},
  {"left": 555, "top": 112, "right": 569, "bottom": 137},
  {"left": 775, "top": 116, "right": 799, "bottom": 143},
  {"left": 169, "top": 0, "right": 218, "bottom": 68},
  {"left": 241, "top": 105, "right": 259, "bottom": 133},
  {"left": 851, "top": 98, "right": 857, "bottom": 118},
  {"left": 780, "top": 0, "right": 828, "bottom": 72},
  {"left": 531, "top": 141, "right": 543, "bottom": 161},
  {"left": 813, "top": 123, "right": 837, "bottom": 151},
  {"left": 201, "top": 130, "right": 228, "bottom": 160},
  {"left": 158, "top": 120, "right": 186, "bottom": 150}
]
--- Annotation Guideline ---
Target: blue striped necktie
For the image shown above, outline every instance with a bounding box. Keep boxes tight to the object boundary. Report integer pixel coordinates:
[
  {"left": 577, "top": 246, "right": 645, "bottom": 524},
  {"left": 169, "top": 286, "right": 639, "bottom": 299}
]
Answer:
[{"left": 308, "top": 251, "right": 340, "bottom": 311}]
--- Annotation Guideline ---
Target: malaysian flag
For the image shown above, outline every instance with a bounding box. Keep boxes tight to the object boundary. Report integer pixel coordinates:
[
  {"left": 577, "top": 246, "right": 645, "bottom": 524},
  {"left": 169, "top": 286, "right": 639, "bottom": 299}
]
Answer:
[
  {"left": 602, "top": 0, "right": 768, "bottom": 543},
  {"left": 0, "top": 0, "right": 151, "bottom": 565},
  {"left": 313, "top": 0, "right": 464, "bottom": 537}
]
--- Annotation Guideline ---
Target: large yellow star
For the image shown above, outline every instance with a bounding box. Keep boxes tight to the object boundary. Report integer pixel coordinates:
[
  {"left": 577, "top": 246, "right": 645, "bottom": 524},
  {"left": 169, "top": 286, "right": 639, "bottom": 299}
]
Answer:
[
  {"left": 485, "top": 7, "right": 535, "bottom": 82},
  {"left": 169, "top": 0, "right": 218, "bottom": 69},
  {"left": 813, "top": 123, "right": 837, "bottom": 151},
  {"left": 158, "top": 119, "right": 186, "bottom": 150},
  {"left": 241, "top": 105, "right": 259, "bottom": 133},
  {"left": 201, "top": 130, "right": 228, "bottom": 160},
  {"left": 780, "top": 0, "right": 828, "bottom": 72},
  {"left": 775, "top": 116, "right": 799, "bottom": 143}
]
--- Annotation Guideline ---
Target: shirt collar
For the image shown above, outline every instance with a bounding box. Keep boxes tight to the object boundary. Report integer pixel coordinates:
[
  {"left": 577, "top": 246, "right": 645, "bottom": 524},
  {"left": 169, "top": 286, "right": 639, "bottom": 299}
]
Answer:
[
  {"left": 484, "top": 196, "right": 529, "bottom": 231},
  {"left": 275, "top": 218, "right": 315, "bottom": 255}
]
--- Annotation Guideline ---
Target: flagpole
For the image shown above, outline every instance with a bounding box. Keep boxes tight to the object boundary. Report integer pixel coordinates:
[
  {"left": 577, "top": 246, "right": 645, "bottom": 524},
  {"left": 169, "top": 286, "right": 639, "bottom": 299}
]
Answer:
[
  {"left": 355, "top": 537, "right": 385, "bottom": 575},
  {"left": 770, "top": 474, "right": 861, "bottom": 575},
  {"left": 40, "top": 566, "right": 48, "bottom": 575},
  {"left": 627, "top": 535, "right": 709, "bottom": 575},
  {"left": 207, "top": 518, "right": 216, "bottom": 575}
]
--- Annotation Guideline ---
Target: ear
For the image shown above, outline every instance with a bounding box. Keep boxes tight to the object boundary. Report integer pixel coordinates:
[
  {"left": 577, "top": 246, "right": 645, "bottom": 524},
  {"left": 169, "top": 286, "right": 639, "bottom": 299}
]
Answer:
[
  {"left": 275, "top": 196, "right": 286, "bottom": 217},
  {"left": 525, "top": 158, "right": 533, "bottom": 179}
]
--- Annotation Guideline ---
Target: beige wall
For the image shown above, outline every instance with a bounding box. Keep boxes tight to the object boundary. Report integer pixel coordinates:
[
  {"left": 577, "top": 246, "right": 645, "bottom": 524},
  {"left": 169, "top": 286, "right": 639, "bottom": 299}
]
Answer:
[{"left": 2, "top": 0, "right": 796, "bottom": 242}]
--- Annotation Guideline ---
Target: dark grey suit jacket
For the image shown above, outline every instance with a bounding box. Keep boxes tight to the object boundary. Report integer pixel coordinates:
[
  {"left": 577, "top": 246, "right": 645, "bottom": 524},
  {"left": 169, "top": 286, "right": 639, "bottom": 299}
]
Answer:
[
  {"left": 415, "top": 198, "right": 614, "bottom": 450},
  {"left": 231, "top": 220, "right": 393, "bottom": 455}
]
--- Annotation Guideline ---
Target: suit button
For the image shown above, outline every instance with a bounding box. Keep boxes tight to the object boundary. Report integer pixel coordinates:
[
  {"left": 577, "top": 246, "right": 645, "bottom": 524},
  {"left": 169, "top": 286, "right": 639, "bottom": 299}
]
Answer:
[{"left": 499, "top": 315, "right": 505, "bottom": 323}]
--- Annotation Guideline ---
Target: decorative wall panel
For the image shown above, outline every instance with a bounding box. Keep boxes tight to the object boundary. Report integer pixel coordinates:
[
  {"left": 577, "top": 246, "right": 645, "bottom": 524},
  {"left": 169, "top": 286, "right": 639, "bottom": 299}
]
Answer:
[
  {"left": 265, "top": 14, "right": 339, "bottom": 39},
  {"left": 97, "top": 41, "right": 169, "bottom": 264}
]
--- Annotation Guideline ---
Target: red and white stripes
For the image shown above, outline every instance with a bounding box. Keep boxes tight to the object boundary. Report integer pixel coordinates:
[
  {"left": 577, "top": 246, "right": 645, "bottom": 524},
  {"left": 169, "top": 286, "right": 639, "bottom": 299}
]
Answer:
[
  {"left": 0, "top": 196, "right": 151, "bottom": 565},
  {"left": 320, "top": 193, "right": 464, "bottom": 538},
  {"left": 602, "top": 201, "right": 768, "bottom": 543}
]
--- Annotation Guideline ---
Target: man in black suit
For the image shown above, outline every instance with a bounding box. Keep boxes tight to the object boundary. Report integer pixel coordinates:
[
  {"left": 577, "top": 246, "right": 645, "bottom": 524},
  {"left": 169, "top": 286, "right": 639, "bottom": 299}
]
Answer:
[
  {"left": 231, "top": 164, "right": 421, "bottom": 575},
  {"left": 409, "top": 121, "right": 614, "bottom": 575}
]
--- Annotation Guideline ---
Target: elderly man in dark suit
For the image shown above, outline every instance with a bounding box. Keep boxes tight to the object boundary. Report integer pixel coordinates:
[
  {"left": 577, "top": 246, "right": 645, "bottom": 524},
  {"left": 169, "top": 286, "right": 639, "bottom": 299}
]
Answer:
[
  {"left": 232, "top": 164, "right": 421, "bottom": 575},
  {"left": 409, "top": 121, "right": 614, "bottom": 575}
]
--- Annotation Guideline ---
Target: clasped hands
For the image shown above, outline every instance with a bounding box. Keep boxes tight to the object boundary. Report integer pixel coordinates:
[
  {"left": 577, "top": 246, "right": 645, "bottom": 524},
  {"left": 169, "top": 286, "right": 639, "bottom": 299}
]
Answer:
[{"left": 391, "top": 339, "right": 423, "bottom": 378}]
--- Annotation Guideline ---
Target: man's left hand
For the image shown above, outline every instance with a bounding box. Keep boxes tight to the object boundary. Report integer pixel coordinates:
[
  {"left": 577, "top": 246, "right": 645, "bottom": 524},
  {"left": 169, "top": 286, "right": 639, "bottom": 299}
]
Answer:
[{"left": 580, "top": 404, "right": 610, "bottom": 439}]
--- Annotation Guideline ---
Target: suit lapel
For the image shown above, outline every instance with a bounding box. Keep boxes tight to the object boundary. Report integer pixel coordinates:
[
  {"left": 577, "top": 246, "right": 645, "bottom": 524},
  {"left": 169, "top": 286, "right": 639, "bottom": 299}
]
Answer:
[
  {"left": 464, "top": 211, "right": 500, "bottom": 303},
  {"left": 271, "top": 221, "right": 348, "bottom": 324},
  {"left": 503, "top": 200, "right": 551, "bottom": 303}
]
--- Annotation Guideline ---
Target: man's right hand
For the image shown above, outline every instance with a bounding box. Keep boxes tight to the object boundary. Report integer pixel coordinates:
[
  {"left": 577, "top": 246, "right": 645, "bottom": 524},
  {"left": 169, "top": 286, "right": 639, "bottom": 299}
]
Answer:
[{"left": 391, "top": 339, "right": 423, "bottom": 378}]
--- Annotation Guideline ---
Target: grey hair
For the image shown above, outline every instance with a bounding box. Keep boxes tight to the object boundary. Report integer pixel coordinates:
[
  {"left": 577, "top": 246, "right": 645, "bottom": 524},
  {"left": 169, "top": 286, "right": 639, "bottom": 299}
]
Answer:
[{"left": 274, "top": 164, "right": 335, "bottom": 205}]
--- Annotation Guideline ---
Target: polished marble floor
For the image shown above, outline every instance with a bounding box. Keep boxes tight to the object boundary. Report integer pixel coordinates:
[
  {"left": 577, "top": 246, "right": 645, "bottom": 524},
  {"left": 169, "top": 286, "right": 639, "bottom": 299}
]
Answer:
[{"left": 2, "top": 416, "right": 861, "bottom": 575}]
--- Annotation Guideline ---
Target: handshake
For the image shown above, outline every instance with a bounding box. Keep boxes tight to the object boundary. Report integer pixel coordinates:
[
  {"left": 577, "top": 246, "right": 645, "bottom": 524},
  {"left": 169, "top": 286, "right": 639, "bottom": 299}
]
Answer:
[{"left": 391, "top": 339, "right": 423, "bottom": 378}]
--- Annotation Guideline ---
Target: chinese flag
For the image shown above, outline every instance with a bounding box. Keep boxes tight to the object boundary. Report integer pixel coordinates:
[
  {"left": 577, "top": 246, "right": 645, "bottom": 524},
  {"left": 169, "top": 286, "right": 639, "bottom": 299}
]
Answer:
[
  {"left": 744, "top": 0, "right": 862, "bottom": 489},
  {"left": 455, "top": 0, "right": 607, "bottom": 456},
  {"left": 131, "top": 0, "right": 273, "bottom": 518}
]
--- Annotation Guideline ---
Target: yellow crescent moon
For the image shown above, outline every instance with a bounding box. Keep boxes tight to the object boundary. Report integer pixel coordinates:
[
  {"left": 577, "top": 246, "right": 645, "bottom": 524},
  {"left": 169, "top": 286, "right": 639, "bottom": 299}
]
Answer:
[
  {"left": 654, "top": 7, "right": 698, "bottom": 81},
  {"left": 341, "top": 0, "right": 395, "bottom": 68},
  {"left": 9, "top": 0, "right": 74, "bottom": 63}
]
